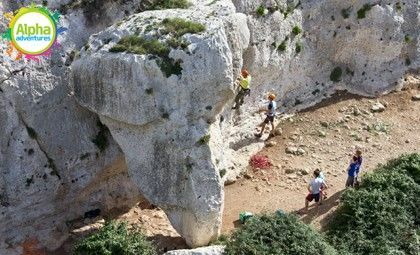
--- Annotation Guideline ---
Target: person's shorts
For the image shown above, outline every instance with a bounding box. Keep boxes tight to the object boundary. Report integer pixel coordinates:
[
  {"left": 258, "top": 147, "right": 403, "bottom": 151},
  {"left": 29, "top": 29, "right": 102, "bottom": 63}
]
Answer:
[
  {"left": 306, "top": 193, "right": 320, "bottom": 202},
  {"left": 346, "top": 176, "right": 355, "bottom": 187},
  {"left": 264, "top": 115, "right": 275, "bottom": 123},
  {"left": 238, "top": 88, "right": 250, "bottom": 96}
]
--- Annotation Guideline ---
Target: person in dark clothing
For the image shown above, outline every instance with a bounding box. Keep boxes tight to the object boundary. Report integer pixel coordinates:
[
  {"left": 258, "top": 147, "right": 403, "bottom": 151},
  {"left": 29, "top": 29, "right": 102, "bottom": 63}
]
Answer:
[{"left": 346, "top": 156, "right": 359, "bottom": 188}]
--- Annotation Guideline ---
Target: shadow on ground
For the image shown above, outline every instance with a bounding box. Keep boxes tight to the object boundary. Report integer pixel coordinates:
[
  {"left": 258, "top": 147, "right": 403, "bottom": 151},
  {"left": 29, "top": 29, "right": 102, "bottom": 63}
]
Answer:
[{"left": 296, "top": 190, "right": 344, "bottom": 226}]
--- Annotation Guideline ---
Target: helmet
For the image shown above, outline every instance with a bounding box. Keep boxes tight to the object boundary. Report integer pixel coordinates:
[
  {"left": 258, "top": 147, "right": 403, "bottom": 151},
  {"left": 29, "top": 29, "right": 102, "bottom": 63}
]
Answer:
[
  {"left": 268, "top": 93, "right": 276, "bottom": 100},
  {"left": 241, "top": 69, "right": 249, "bottom": 77}
]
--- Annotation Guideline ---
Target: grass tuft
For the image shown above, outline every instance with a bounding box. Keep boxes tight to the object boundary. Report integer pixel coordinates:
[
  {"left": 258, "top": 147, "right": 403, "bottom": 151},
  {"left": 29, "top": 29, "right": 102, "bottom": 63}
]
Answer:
[
  {"left": 295, "top": 42, "right": 303, "bottom": 53},
  {"left": 277, "top": 41, "right": 287, "bottom": 52},
  {"left": 357, "top": 4, "right": 372, "bottom": 19},
  {"left": 109, "top": 18, "right": 205, "bottom": 78},
  {"left": 292, "top": 25, "right": 302, "bottom": 35},
  {"left": 256, "top": 5, "right": 266, "bottom": 17},
  {"left": 149, "top": 0, "right": 191, "bottom": 10},
  {"left": 161, "top": 18, "right": 206, "bottom": 38},
  {"left": 198, "top": 135, "right": 210, "bottom": 145}
]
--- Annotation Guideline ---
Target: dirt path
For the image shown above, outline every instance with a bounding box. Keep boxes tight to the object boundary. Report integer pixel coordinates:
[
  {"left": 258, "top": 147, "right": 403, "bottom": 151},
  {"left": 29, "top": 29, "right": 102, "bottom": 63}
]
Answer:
[{"left": 223, "top": 82, "right": 420, "bottom": 233}]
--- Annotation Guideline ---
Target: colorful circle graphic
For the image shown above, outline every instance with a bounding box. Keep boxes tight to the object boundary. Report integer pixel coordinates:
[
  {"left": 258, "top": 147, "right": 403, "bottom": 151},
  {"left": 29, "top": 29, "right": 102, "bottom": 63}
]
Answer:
[{"left": 10, "top": 9, "right": 57, "bottom": 55}]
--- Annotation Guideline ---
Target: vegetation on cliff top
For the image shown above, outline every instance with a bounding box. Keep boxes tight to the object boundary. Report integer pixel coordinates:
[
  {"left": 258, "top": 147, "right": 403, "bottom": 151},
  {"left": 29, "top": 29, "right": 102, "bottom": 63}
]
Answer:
[{"left": 109, "top": 18, "right": 205, "bottom": 77}]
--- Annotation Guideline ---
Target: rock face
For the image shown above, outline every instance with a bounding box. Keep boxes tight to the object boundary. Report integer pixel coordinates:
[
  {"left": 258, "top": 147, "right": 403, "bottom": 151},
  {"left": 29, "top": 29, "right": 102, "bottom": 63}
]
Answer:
[
  {"left": 71, "top": 7, "right": 240, "bottom": 246},
  {"left": 0, "top": 0, "right": 419, "bottom": 253},
  {"left": 71, "top": 0, "right": 419, "bottom": 247},
  {"left": 163, "top": 245, "right": 225, "bottom": 255},
  {"left": 0, "top": 1, "right": 148, "bottom": 254}
]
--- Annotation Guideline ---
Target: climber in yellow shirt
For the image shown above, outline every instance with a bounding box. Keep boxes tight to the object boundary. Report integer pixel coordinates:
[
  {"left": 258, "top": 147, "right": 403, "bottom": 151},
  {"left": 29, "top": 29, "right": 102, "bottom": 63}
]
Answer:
[{"left": 232, "top": 69, "right": 251, "bottom": 110}]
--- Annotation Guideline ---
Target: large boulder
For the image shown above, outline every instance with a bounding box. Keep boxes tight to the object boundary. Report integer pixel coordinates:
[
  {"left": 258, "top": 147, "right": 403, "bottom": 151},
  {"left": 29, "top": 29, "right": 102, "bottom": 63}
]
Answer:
[{"left": 71, "top": 6, "right": 242, "bottom": 246}]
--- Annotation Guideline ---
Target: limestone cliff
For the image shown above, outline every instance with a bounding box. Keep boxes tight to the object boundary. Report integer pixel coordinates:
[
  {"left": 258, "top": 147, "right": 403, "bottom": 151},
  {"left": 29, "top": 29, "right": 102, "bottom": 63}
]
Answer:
[{"left": 0, "top": 0, "right": 419, "bottom": 253}]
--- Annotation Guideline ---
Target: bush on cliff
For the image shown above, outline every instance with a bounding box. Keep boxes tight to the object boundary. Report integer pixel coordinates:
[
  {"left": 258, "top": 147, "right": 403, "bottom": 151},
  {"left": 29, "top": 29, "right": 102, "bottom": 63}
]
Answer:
[
  {"left": 326, "top": 153, "right": 420, "bottom": 255},
  {"left": 73, "top": 221, "right": 157, "bottom": 255},
  {"left": 149, "top": 0, "right": 191, "bottom": 10},
  {"left": 224, "top": 213, "right": 337, "bottom": 255}
]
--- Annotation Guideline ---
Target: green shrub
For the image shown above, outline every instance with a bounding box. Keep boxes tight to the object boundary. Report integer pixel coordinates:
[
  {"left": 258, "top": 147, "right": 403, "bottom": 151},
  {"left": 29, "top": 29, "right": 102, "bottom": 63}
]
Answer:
[
  {"left": 326, "top": 154, "right": 420, "bottom": 255},
  {"left": 161, "top": 18, "right": 205, "bottom": 38},
  {"left": 219, "top": 169, "right": 226, "bottom": 178},
  {"left": 405, "top": 35, "right": 412, "bottom": 43},
  {"left": 198, "top": 135, "right": 210, "bottom": 145},
  {"left": 357, "top": 4, "right": 372, "bottom": 19},
  {"left": 277, "top": 40, "right": 287, "bottom": 52},
  {"left": 295, "top": 42, "right": 302, "bottom": 53},
  {"left": 211, "top": 233, "right": 229, "bottom": 245},
  {"left": 330, "top": 67, "right": 342, "bottom": 82},
  {"left": 73, "top": 221, "right": 157, "bottom": 255},
  {"left": 224, "top": 213, "right": 338, "bottom": 255},
  {"left": 376, "top": 153, "right": 420, "bottom": 185},
  {"left": 109, "top": 18, "right": 204, "bottom": 77},
  {"left": 110, "top": 36, "right": 170, "bottom": 57},
  {"left": 256, "top": 5, "right": 266, "bottom": 17},
  {"left": 149, "top": 0, "right": 191, "bottom": 10},
  {"left": 108, "top": 44, "right": 127, "bottom": 53},
  {"left": 406, "top": 58, "right": 411, "bottom": 66},
  {"left": 292, "top": 26, "right": 302, "bottom": 35},
  {"left": 109, "top": 34, "right": 185, "bottom": 77}
]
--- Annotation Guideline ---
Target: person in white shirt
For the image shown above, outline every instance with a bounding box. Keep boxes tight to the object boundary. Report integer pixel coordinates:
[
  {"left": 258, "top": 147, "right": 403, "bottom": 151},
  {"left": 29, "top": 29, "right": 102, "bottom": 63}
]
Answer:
[
  {"left": 305, "top": 169, "right": 327, "bottom": 212},
  {"left": 255, "top": 93, "right": 277, "bottom": 138}
]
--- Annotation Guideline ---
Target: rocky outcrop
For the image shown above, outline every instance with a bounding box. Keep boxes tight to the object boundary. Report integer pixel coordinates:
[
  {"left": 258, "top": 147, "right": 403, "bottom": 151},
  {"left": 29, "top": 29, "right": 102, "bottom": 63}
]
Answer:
[
  {"left": 164, "top": 245, "right": 225, "bottom": 255},
  {"left": 71, "top": 7, "right": 239, "bottom": 246},
  {"left": 71, "top": 0, "right": 418, "bottom": 247},
  {"left": 0, "top": 1, "right": 148, "bottom": 254},
  {"left": 1, "top": 0, "right": 419, "bottom": 253}
]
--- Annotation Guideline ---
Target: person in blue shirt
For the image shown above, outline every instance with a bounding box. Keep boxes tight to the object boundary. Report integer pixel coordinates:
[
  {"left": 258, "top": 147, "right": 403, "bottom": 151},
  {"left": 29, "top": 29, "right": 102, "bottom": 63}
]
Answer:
[
  {"left": 346, "top": 156, "right": 359, "bottom": 188},
  {"left": 255, "top": 93, "right": 277, "bottom": 138}
]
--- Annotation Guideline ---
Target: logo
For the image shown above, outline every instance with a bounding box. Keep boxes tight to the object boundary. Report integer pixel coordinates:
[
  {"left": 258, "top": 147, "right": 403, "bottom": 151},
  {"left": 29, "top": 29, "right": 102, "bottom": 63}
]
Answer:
[{"left": 1, "top": 3, "right": 67, "bottom": 61}]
